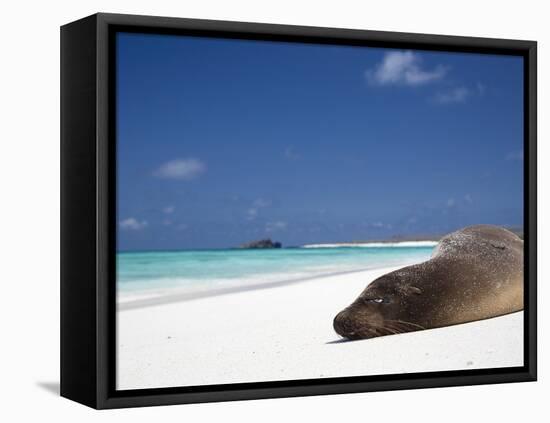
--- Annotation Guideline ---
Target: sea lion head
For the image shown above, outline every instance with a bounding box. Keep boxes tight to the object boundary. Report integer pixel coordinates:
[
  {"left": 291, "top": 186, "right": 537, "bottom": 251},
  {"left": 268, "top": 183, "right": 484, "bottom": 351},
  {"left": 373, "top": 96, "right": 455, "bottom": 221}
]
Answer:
[{"left": 333, "top": 270, "right": 425, "bottom": 340}]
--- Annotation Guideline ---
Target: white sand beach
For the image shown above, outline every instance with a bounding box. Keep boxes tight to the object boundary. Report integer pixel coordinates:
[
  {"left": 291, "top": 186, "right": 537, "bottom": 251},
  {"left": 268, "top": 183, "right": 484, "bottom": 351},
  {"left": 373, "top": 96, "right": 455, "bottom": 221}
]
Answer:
[{"left": 117, "top": 265, "right": 524, "bottom": 390}]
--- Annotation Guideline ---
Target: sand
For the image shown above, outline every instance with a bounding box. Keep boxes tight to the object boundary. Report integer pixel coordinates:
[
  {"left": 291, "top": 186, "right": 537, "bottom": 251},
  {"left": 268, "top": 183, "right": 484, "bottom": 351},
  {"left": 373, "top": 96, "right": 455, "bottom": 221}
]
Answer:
[{"left": 116, "top": 265, "right": 524, "bottom": 390}]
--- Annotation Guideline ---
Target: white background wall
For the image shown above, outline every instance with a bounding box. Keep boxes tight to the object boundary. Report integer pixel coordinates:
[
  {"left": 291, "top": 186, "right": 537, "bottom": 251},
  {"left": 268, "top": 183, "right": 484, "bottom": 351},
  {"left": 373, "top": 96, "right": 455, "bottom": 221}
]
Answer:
[{"left": 0, "top": 0, "right": 546, "bottom": 421}]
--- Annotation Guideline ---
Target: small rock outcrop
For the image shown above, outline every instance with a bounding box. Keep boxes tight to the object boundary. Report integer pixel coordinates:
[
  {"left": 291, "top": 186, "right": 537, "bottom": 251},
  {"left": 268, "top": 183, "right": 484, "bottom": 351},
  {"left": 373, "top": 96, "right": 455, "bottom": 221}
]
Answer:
[{"left": 240, "top": 239, "right": 282, "bottom": 249}]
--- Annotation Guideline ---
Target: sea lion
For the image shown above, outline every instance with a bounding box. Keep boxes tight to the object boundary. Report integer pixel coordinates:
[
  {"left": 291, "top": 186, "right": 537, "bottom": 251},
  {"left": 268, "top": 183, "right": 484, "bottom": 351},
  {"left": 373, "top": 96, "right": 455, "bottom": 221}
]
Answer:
[{"left": 333, "top": 225, "right": 523, "bottom": 340}]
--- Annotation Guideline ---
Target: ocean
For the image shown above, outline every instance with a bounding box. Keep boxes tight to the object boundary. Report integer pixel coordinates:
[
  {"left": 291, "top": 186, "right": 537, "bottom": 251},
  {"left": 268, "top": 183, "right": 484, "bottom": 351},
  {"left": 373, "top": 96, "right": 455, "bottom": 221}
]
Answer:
[{"left": 117, "top": 244, "right": 436, "bottom": 301}]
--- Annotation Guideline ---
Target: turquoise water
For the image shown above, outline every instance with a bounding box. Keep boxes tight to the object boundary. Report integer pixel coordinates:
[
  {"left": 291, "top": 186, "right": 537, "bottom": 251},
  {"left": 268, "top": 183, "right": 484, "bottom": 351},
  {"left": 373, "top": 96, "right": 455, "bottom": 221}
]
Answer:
[{"left": 117, "top": 246, "right": 435, "bottom": 296}]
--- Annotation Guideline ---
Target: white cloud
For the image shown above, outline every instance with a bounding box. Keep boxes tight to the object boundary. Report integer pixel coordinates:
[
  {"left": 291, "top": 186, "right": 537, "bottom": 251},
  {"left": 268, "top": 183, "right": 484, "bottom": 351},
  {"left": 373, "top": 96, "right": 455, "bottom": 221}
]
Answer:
[
  {"left": 162, "top": 219, "right": 172, "bottom": 226},
  {"left": 464, "top": 194, "right": 473, "bottom": 204},
  {"left": 177, "top": 223, "right": 188, "bottom": 231},
  {"left": 163, "top": 206, "right": 175, "bottom": 214},
  {"left": 434, "top": 87, "right": 470, "bottom": 104},
  {"left": 506, "top": 150, "right": 524, "bottom": 161},
  {"left": 253, "top": 198, "right": 272, "bottom": 208},
  {"left": 246, "top": 208, "right": 258, "bottom": 220},
  {"left": 266, "top": 221, "right": 287, "bottom": 232},
  {"left": 119, "top": 218, "right": 148, "bottom": 231},
  {"left": 284, "top": 146, "right": 300, "bottom": 160},
  {"left": 246, "top": 198, "right": 271, "bottom": 220},
  {"left": 476, "top": 82, "right": 486, "bottom": 96},
  {"left": 153, "top": 158, "right": 206, "bottom": 180},
  {"left": 446, "top": 198, "right": 456, "bottom": 208},
  {"left": 366, "top": 51, "right": 447, "bottom": 86},
  {"left": 364, "top": 221, "right": 392, "bottom": 230}
]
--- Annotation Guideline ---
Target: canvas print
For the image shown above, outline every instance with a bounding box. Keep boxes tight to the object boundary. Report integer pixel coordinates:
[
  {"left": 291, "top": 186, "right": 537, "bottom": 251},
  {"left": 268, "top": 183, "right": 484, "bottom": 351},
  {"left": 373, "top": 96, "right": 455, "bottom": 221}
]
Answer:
[{"left": 115, "top": 32, "right": 524, "bottom": 390}]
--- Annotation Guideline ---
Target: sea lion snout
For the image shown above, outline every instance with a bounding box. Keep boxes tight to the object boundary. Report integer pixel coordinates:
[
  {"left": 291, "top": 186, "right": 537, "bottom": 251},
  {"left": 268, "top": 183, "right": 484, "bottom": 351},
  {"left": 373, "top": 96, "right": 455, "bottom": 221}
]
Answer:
[
  {"left": 333, "top": 310, "right": 353, "bottom": 337},
  {"left": 333, "top": 306, "right": 382, "bottom": 340}
]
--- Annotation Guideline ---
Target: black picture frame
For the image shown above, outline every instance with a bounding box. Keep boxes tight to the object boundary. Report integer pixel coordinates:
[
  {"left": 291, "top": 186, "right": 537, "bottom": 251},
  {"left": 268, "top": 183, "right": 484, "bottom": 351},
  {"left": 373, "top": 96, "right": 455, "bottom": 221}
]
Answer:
[{"left": 60, "top": 12, "right": 537, "bottom": 409}]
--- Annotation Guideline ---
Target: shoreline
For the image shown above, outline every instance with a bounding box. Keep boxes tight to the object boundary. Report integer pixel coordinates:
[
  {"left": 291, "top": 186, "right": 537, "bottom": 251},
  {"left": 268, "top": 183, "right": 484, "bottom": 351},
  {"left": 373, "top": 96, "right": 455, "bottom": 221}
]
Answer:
[
  {"left": 117, "top": 251, "right": 436, "bottom": 310},
  {"left": 117, "top": 264, "right": 407, "bottom": 311},
  {"left": 301, "top": 240, "right": 438, "bottom": 248}
]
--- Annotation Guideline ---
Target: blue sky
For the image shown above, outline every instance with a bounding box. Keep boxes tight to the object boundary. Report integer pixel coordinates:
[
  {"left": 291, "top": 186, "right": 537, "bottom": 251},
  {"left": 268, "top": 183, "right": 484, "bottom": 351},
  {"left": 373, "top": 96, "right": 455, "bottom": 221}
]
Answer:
[{"left": 116, "top": 32, "right": 524, "bottom": 251}]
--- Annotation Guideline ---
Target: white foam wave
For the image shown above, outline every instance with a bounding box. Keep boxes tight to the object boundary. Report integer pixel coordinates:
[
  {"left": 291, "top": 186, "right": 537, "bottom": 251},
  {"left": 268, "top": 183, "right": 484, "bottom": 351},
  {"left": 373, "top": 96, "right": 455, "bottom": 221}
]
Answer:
[{"left": 301, "top": 241, "right": 438, "bottom": 248}]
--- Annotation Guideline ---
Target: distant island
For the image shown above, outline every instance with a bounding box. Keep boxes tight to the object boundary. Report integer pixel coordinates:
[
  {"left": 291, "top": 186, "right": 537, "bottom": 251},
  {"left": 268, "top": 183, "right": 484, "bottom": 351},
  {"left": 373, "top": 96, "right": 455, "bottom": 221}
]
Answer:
[
  {"left": 301, "top": 240, "right": 438, "bottom": 249},
  {"left": 240, "top": 238, "right": 282, "bottom": 249}
]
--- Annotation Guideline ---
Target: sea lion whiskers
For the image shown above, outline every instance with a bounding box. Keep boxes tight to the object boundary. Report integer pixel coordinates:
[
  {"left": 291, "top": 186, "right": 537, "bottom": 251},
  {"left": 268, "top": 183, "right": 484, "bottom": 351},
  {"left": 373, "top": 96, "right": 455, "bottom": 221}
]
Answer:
[
  {"left": 384, "top": 319, "right": 427, "bottom": 331},
  {"left": 379, "top": 322, "right": 407, "bottom": 334},
  {"left": 375, "top": 325, "right": 400, "bottom": 335},
  {"left": 364, "top": 326, "right": 388, "bottom": 336}
]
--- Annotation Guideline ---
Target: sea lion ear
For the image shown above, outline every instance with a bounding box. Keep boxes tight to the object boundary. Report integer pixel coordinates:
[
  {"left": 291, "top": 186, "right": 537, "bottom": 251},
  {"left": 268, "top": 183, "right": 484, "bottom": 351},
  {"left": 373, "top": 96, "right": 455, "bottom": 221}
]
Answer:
[{"left": 401, "top": 285, "right": 422, "bottom": 295}]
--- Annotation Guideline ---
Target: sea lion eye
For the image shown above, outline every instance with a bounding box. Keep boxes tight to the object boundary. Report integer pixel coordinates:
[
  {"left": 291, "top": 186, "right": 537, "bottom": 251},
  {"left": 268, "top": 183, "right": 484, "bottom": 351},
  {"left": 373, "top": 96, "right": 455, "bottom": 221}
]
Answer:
[{"left": 365, "top": 297, "right": 388, "bottom": 304}]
